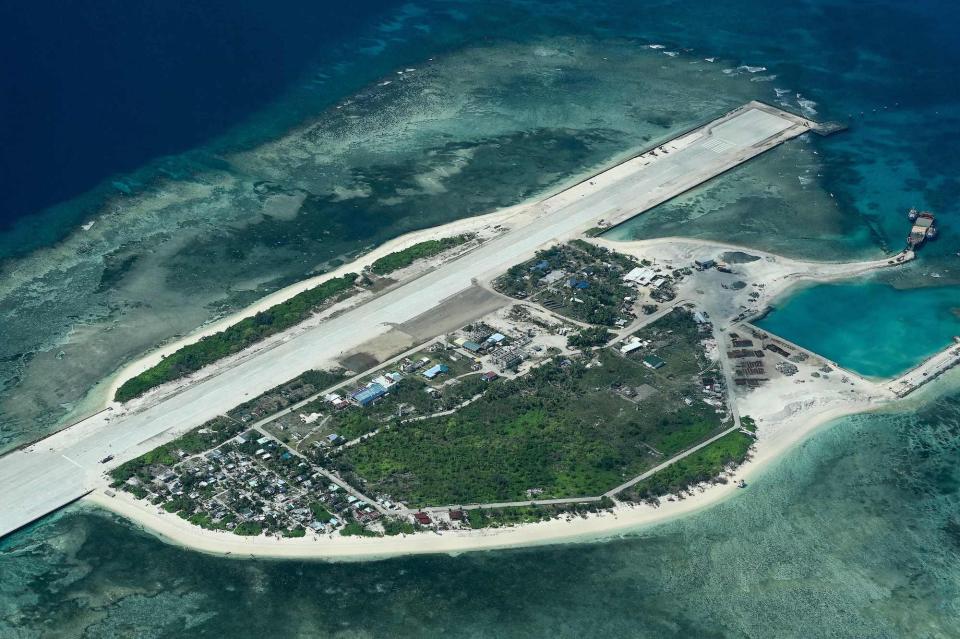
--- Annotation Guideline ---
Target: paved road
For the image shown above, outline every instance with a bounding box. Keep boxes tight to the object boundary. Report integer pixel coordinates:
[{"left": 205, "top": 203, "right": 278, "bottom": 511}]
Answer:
[{"left": 0, "top": 102, "right": 812, "bottom": 538}]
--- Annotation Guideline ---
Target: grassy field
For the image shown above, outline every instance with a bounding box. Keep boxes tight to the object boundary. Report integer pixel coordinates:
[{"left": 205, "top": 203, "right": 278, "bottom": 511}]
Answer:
[{"left": 336, "top": 313, "right": 726, "bottom": 506}]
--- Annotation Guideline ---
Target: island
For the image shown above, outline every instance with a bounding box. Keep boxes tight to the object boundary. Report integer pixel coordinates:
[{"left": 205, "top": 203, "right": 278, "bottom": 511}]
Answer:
[{"left": 2, "top": 101, "right": 957, "bottom": 559}]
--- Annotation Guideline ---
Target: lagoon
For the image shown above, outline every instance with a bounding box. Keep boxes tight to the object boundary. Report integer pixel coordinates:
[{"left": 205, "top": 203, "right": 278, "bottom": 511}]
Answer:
[{"left": 756, "top": 279, "right": 960, "bottom": 378}]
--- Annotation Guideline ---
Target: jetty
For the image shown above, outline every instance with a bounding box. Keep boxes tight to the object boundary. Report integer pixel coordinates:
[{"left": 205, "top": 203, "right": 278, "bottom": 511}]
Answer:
[
  {"left": 889, "top": 340, "right": 960, "bottom": 397},
  {"left": 0, "top": 101, "right": 820, "bottom": 539}
]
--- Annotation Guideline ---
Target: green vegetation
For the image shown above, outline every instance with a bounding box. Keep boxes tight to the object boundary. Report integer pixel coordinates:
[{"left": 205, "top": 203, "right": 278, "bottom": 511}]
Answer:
[
  {"left": 567, "top": 326, "right": 615, "bottom": 350},
  {"left": 233, "top": 522, "right": 264, "bottom": 536},
  {"left": 466, "top": 498, "right": 616, "bottom": 529},
  {"left": 299, "top": 372, "right": 488, "bottom": 448},
  {"left": 369, "top": 234, "right": 474, "bottom": 276},
  {"left": 115, "top": 274, "right": 357, "bottom": 402},
  {"left": 109, "top": 416, "right": 245, "bottom": 485},
  {"left": 740, "top": 415, "right": 757, "bottom": 433},
  {"left": 382, "top": 519, "right": 417, "bottom": 536},
  {"left": 618, "top": 430, "right": 753, "bottom": 501},
  {"left": 339, "top": 522, "right": 379, "bottom": 537},
  {"left": 309, "top": 503, "right": 334, "bottom": 523},
  {"left": 227, "top": 369, "right": 345, "bottom": 424},
  {"left": 336, "top": 334, "right": 725, "bottom": 506},
  {"left": 494, "top": 240, "right": 639, "bottom": 326},
  {"left": 282, "top": 527, "right": 307, "bottom": 538}
]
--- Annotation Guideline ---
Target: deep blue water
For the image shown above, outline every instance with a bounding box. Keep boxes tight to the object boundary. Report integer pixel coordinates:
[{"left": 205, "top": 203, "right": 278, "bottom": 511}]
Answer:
[{"left": 0, "top": 0, "right": 403, "bottom": 230}]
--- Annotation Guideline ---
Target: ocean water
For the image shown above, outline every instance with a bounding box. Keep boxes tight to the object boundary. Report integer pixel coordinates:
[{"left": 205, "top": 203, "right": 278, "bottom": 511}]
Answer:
[
  {"left": 2, "top": 380, "right": 959, "bottom": 637},
  {"left": 756, "top": 279, "right": 960, "bottom": 378},
  {"left": 0, "top": 26, "right": 768, "bottom": 451},
  {"left": 2, "top": 0, "right": 960, "bottom": 635},
  {"left": 0, "top": 0, "right": 408, "bottom": 250},
  {"left": 3, "top": 0, "right": 959, "bottom": 450}
]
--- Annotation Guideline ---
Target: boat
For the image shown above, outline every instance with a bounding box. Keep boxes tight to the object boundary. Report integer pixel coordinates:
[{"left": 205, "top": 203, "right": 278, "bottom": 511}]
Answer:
[{"left": 907, "top": 209, "right": 937, "bottom": 249}]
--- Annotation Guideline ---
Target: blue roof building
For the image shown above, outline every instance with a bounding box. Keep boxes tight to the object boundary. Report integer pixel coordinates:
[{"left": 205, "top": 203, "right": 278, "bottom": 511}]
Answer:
[
  {"left": 351, "top": 382, "right": 387, "bottom": 407},
  {"left": 422, "top": 364, "right": 450, "bottom": 379},
  {"left": 530, "top": 260, "right": 550, "bottom": 272}
]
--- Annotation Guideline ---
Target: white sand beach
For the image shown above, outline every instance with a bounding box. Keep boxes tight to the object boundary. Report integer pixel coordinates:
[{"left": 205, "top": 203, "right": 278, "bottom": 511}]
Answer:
[
  {"left": 82, "top": 381, "right": 893, "bottom": 561},
  {"left": 80, "top": 232, "right": 936, "bottom": 561}
]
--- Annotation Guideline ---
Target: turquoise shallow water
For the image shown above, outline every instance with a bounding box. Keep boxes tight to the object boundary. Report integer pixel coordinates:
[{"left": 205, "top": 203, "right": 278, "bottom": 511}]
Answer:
[{"left": 756, "top": 279, "right": 960, "bottom": 378}]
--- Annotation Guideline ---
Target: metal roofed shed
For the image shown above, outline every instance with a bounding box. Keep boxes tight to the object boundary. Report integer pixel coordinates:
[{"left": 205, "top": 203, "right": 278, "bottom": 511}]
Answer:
[
  {"left": 422, "top": 364, "right": 450, "bottom": 379},
  {"left": 462, "top": 340, "right": 483, "bottom": 353},
  {"left": 350, "top": 382, "right": 387, "bottom": 407},
  {"left": 623, "top": 266, "right": 656, "bottom": 286},
  {"left": 643, "top": 355, "right": 666, "bottom": 369},
  {"left": 620, "top": 340, "right": 643, "bottom": 354}
]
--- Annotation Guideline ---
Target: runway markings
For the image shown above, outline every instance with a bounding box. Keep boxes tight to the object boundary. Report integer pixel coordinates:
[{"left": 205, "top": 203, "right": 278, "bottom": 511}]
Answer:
[
  {"left": 60, "top": 454, "right": 84, "bottom": 470},
  {"left": 702, "top": 137, "right": 735, "bottom": 153}
]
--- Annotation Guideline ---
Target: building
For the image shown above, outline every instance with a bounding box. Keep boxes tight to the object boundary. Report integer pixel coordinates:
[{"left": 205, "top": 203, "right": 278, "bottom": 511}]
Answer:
[
  {"left": 481, "top": 371, "right": 499, "bottom": 382},
  {"left": 350, "top": 382, "right": 387, "bottom": 407},
  {"left": 623, "top": 266, "right": 657, "bottom": 286},
  {"left": 414, "top": 512, "right": 432, "bottom": 525},
  {"left": 422, "top": 364, "right": 450, "bottom": 379},
  {"left": 371, "top": 372, "right": 402, "bottom": 388},
  {"left": 487, "top": 333, "right": 507, "bottom": 345},
  {"left": 643, "top": 355, "right": 666, "bottom": 369},
  {"left": 620, "top": 339, "right": 643, "bottom": 354},
  {"left": 694, "top": 259, "right": 716, "bottom": 271},
  {"left": 461, "top": 340, "right": 483, "bottom": 353},
  {"left": 541, "top": 269, "right": 566, "bottom": 285}
]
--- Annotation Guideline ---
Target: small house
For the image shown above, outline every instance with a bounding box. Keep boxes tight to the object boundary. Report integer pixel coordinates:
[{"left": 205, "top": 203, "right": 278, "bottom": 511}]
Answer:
[{"left": 643, "top": 355, "right": 666, "bottom": 370}]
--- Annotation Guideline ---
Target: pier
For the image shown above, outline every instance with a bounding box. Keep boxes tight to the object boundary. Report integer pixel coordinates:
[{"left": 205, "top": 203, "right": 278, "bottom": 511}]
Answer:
[
  {"left": 0, "top": 101, "right": 819, "bottom": 539},
  {"left": 888, "top": 340, "right": 960, "bottom": 397}
]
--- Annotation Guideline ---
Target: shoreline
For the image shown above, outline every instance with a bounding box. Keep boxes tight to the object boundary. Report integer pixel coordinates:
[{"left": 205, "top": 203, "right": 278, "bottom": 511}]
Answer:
[
  {"left": 76, "top": 230, "right": 945, "bottom": 560},
  {"left": 79, "top": 145, "right": 643, "bottom": 420},
  {"left": 81, "top": 375, "right": 899, "bottom": 561}
]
